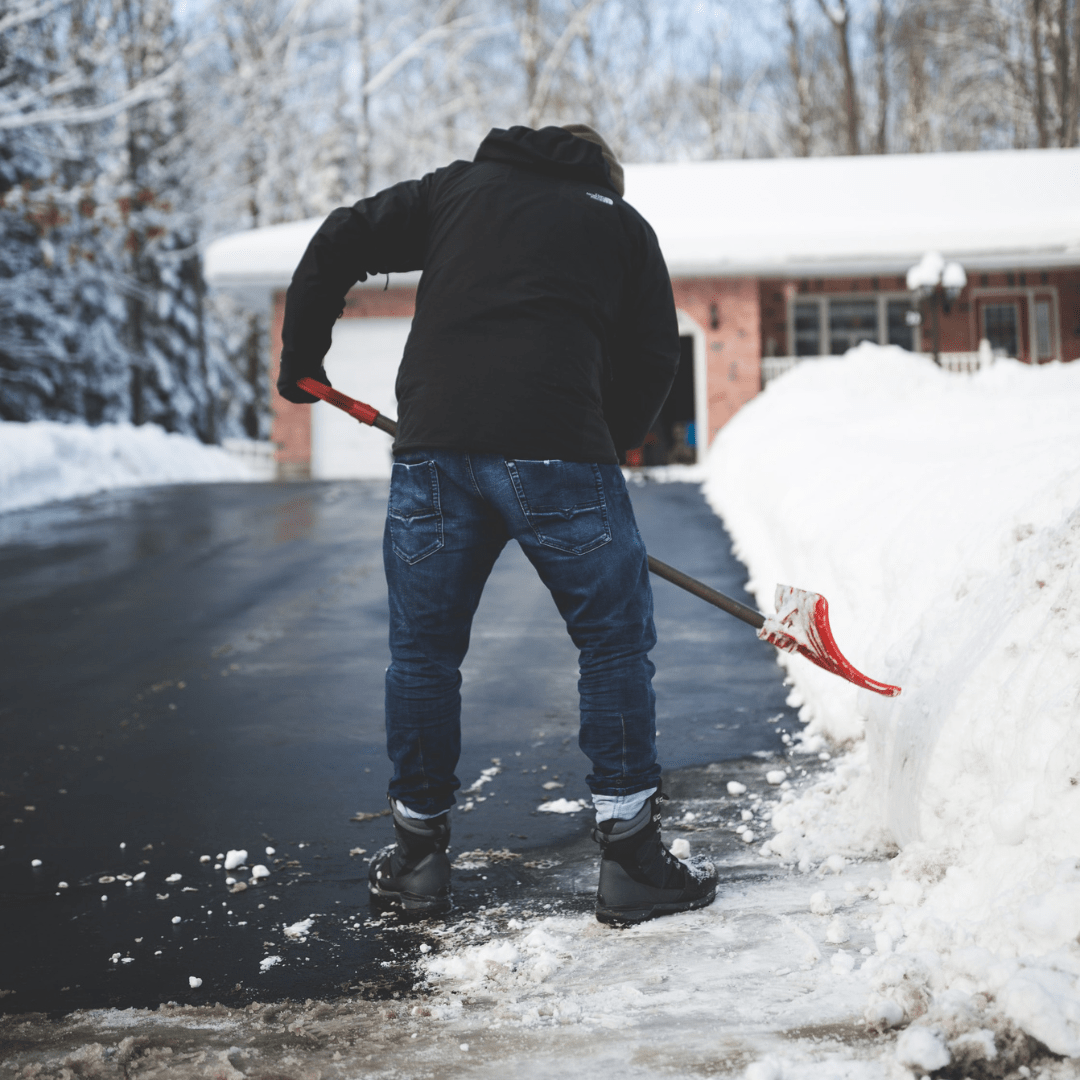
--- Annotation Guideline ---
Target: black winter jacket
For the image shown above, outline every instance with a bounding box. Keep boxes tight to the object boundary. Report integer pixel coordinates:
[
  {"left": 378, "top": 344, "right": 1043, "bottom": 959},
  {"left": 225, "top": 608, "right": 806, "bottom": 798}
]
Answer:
[{"left": 279, "top": 126, "right": 680, "bottom": 462}]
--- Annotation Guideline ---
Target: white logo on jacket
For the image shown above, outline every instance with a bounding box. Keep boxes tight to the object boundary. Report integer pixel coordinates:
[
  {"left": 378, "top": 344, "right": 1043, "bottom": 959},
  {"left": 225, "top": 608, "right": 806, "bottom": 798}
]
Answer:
[{"left": 586, "top": 191, "right": 613, "bottom": 205}]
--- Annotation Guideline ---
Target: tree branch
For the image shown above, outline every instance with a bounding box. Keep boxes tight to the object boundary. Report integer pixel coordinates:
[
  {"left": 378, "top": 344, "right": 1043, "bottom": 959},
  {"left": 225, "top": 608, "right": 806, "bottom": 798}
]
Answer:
[
  {"left": 0, "top": 38, "right": 208, "bottom": 131},
  {"left": 529, "top": 0, "right": 609, "bottom": 125},
  {"left": 0, "top": 0, "right": 66, "bottom": 35},
  {"left": 814, "top": 0, "right": 861, "bottom": 153}
]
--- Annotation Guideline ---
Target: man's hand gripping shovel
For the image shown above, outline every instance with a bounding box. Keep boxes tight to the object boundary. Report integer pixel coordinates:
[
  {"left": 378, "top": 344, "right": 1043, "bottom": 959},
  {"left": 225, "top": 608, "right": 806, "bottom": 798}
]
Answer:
[{"left": 297, "top": 378, "right": 902, "bottom": 698}]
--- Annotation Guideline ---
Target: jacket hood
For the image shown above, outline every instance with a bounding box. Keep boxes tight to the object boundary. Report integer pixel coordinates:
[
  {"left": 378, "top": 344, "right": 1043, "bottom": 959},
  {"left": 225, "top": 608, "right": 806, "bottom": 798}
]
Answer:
[{"left": 475, "top": 126, "right": 618, "bottom": 193}]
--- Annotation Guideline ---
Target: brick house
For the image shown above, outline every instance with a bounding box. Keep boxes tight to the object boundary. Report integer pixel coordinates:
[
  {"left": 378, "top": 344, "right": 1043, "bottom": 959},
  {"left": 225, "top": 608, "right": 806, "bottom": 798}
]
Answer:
[{"left": 206, "top": 147, "right": 1080, "bottom": 479}]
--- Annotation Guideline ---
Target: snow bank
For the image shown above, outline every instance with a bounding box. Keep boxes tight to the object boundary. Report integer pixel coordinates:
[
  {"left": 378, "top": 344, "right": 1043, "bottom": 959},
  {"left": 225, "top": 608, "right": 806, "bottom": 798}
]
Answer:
[
  {"left": 704, "top": 344, "right": 1080, "bottom": 1056},
  {"left": 0, "top": 419, "right": 264, "bottom": 513}
]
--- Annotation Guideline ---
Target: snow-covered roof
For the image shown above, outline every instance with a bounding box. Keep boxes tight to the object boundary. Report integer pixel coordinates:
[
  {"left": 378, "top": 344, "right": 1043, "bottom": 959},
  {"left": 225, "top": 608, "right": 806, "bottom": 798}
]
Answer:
[
  {"left": 204, "top": 218, "right": 421, "bottom": 305},
  {"left": 205, "top": 147, "right": 1080, "bottom": 297}
]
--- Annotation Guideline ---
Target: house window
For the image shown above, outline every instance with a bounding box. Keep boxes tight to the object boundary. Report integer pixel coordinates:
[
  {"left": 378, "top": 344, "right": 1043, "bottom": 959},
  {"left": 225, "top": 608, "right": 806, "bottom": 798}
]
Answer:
[
  {"left": 1034, "top": 300, "right": 1053, "bottom": 360},
  {"left": 828, "top": 300, "right": 878, "bottom": 355},
  {"left": 983, "top": 302, "right": 1019, "bottom": 357},
  {"left": 793, "top": 301, "right": 821, "bottom": 356},
  {"left": 886, "top": 299, "right": 916, "bottom": 350},
  {"left": 788, "top": 292, "right": 922, "bottom": 356}
]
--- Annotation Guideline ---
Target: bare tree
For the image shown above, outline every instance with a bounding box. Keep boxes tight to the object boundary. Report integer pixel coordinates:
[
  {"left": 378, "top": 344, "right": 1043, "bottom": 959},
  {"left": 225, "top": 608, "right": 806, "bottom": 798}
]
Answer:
[
  {"left": 1031, "top": 0, "right": 1050, "bottom": 145},
  {"left": 356, "top": 0, "right": 373, "bottom": 195},
  {"left": 896, "top": 1, "right": 931, "bottom": 151},
  {"left": 814, "top": 0, "right": 861, "bottom": 153},
  {"left": 782, "top": 0, "right": 815, "bottom": 155},
  {"left": 1049, "top": 0, "right": 1073, "bottom": 142},
  {"left": 510, "top": 0, "right": 610, "bottom": 127},
  {"left": 959, "top": 0, "right": 1080, "bottom": 148},
  {"left": 1047, "top": 0, "right": 1080, "bottom": 144},
  {"left": 1060, "top": 0, "right": 1080, "bottom": 144},
  {"left": 873, "top": 0, "right": 889, "bottom": 152}
]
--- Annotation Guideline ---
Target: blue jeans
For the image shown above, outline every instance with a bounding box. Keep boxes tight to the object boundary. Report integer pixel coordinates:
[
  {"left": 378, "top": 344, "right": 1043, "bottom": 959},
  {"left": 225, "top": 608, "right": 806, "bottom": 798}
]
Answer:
[{"left": 384, "top": 451, "right": 660, "bottom": 816}]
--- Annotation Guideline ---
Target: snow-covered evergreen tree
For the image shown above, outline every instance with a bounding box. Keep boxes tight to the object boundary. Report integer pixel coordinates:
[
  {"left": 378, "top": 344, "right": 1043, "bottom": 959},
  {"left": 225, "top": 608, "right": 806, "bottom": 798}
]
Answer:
[
  {"left": 0, "top": 2, "right": 129, "bottom": 424},
  {"left": 0, "top": 0, "right": 250, "bottom": 439}
]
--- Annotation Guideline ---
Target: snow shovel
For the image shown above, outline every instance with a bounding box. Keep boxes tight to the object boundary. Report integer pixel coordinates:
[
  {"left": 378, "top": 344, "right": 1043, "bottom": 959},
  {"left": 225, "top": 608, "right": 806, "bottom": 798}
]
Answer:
[{"left": 296, "top": 378, "right": 902, "bottom": 698}]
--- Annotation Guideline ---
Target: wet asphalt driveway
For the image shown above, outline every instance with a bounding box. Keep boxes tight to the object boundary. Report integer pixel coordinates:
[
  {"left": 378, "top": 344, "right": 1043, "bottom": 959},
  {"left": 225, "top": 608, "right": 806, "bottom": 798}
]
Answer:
[{"left": 0, "top": 476, "right": 798, "bottom": 1014}]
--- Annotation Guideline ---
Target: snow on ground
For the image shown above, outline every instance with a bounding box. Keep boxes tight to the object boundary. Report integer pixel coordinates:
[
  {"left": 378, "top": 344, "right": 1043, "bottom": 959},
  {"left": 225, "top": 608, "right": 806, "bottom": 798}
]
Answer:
[
  {"left": 0, "top": 419, "right": 265, "bottom": 514},
  {"left": 417, "top": 863, "right": 891, "bottom": 1077},
  {"left": 383, "top": 347, "right": 1080, "bottom": 1078},
  {"left": 6, "top": 348, "right": 1080, "bottom": 1079},
  {"left": 0, "top": 780, "right": 928, "bottom": 1080},
  {"left": 704, "top": 345, "right": 1080, "bottom": 1064}
]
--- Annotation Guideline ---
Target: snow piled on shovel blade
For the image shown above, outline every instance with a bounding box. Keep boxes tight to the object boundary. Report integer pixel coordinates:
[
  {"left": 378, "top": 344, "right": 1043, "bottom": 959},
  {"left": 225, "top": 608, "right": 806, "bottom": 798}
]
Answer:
[{"left": 704, "top": 343, "right": 1080, "bottom": 1059}]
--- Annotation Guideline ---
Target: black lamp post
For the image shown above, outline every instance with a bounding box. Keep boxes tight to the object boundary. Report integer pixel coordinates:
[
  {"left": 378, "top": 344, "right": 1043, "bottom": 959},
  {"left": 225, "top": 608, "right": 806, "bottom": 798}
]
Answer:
[{"left": 906, "top": 253, "right": 967, "bottom": 367}]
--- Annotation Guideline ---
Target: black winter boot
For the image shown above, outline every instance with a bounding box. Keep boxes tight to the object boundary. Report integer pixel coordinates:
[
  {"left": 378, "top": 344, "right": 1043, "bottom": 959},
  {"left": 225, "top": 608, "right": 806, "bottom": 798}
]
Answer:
[
  {"left": 368, "top": 802, "right": 452, "bottom": 916},
  {"left": 593, "top": 790, "right": 717, "bottom": 925}
]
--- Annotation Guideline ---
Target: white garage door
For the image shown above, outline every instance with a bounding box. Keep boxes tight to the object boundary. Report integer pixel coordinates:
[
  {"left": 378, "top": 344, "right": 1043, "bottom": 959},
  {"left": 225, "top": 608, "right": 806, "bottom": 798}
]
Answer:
[{"left": 310, "top": 317, "right": 412, "bottom": 479}]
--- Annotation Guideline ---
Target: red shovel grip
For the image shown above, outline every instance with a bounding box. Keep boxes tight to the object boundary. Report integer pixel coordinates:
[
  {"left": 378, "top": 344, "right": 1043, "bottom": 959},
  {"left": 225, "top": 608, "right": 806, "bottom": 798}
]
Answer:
[
  {"left": 298, "top": 377, "right": 378, "bottom": 424},
  {"left": 297, "top": 378, "right": 397, "bottom": 436}
]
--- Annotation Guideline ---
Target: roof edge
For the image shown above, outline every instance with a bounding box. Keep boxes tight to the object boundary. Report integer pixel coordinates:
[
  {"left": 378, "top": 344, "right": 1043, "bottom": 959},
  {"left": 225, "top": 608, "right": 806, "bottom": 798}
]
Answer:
[{"left": 667, "top": 246, "right": 1080, "bottom": 280}]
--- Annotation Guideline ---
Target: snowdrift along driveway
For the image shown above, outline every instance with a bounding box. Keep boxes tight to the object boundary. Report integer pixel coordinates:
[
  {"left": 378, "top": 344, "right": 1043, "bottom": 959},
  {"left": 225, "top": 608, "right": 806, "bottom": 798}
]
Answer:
[
  {"left": 705, "top": 344, "right": 1080, "bottom": 1059},
  {"left": 0, "top": 420, "right": 261, "bottom": 514}
]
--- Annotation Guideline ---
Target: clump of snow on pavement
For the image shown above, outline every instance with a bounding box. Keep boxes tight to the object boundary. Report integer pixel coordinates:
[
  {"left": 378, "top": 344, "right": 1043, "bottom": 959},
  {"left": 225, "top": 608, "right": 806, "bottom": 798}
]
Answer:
[
  {"left": 536, "top": 798, "right": 588, "bottom": 814},
  {"left": 222, "top": 849, "right": 248, "bottom": 871},
  {"left": 705, "top": 345, "right": 1080, "bottom": 1059},
  {"left": 283, "top": 917, "right": 314, "bottom": 940},
  {"left": 0, "top": 419, "right": 264, "bottom": 513}
]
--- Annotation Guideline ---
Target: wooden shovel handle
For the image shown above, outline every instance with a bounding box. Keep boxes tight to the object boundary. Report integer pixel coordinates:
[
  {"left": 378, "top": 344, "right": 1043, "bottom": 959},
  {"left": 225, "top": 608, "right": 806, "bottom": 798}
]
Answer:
[{"left": 646, "top": 556, "right": 765, "bottom": 629}]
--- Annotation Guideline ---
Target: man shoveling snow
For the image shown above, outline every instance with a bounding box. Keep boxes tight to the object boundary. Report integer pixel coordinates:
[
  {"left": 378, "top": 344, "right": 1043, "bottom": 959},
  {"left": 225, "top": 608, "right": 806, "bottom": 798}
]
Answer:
[{"left": 277, "top": 123, "right": 716, "bottom": 924}]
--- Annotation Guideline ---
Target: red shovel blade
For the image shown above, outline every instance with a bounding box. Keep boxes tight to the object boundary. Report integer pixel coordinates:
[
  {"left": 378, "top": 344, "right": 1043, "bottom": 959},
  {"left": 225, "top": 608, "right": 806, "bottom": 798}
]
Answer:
[{"left": 757, "top": 585, "right": 901, "bottom": 698}]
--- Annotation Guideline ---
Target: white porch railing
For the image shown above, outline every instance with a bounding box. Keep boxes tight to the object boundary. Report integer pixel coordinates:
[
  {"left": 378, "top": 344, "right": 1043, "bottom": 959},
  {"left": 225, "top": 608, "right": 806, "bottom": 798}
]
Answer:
[
  {"left": 222, "top": 438, "right": 277, "bottom": 480},
  {"left": 761, "top": 356, "right": 804, "bottom": 385},
  {"left": 935, "top": 351, "right": 988, "bottom": 373},
  {"left": 762, "top": 351, "right": 994, "bottom": 387}
]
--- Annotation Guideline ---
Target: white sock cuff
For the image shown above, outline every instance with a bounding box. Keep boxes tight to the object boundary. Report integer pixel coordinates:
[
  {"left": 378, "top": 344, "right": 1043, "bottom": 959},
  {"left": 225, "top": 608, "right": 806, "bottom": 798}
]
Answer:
[
  {"left": 592, "top": 787, "right": 657, "bottom": 824},
  {"left": 394, "top": 799, "right": 446, "bottom": 820}
]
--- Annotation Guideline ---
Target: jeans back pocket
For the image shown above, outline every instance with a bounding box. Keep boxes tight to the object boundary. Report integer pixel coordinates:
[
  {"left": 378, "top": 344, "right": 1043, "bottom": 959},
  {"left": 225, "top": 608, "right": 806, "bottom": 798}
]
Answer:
[
  {"left": 389, "top": 460, "right": 444, "bottom": 564},
  {"left": 506, "top": 460, "right": 611, "bottom": 555}
]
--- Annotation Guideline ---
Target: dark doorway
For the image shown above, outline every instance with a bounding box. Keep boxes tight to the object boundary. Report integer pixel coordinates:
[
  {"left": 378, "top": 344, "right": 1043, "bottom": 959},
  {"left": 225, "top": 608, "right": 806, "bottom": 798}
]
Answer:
[{"left": 641, "top": 335, "right": 697, "bottom": 465}]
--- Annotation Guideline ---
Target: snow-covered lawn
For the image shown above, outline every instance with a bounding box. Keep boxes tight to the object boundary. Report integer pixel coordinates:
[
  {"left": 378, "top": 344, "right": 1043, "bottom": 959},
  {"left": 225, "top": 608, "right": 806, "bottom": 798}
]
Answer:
[{"left": 0, "top": 420, "right": 267, "bottom": 513}]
